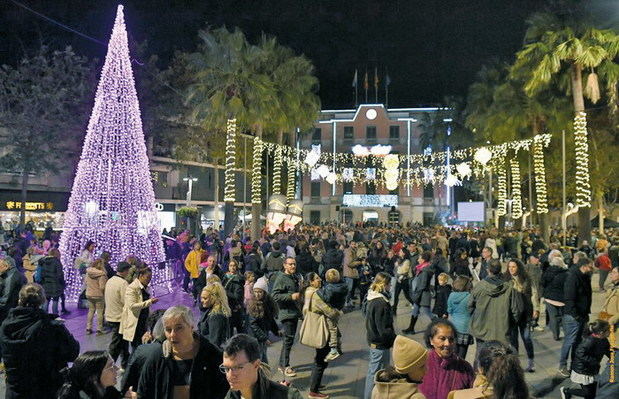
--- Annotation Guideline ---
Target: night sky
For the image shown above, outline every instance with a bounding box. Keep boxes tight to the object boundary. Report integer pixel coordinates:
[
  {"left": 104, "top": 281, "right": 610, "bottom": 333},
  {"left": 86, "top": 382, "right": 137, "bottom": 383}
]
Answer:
[{"left": 1, "top": 0, "right": 545, "bottom": 108}]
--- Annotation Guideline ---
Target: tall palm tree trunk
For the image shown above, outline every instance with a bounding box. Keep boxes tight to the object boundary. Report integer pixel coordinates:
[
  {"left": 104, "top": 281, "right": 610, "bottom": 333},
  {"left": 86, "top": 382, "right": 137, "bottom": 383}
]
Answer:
[
  {"left": 224, "top": 119, "right": 237, "bottom": 237},
  {"left": 251, "top": 126, "right": 263, "bottom": 240},
  {"left": 571, "top": 64, "right": 591, "bottom": 244}
]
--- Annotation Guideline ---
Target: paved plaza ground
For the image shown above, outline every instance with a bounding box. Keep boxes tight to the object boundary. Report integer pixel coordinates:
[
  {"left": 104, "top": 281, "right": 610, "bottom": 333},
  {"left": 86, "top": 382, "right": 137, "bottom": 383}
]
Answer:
[{"left": 0, "top": 277, "right": 610, "bottom": 398}]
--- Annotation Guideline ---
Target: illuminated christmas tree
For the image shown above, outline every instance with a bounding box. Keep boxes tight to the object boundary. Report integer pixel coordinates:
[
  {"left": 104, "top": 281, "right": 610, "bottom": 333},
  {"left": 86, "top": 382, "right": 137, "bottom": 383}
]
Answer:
[{"left": 59, "top": 5, "right": 165, "bottom": 299}]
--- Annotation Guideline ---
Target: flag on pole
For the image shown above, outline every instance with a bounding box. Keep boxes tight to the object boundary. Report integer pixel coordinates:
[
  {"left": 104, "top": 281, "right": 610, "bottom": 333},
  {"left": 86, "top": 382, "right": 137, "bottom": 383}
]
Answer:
[
  {"left": 363, "top": 71, "right": 369, "bottom": 90},
  {"left": 374, "top": 67, "right": 379, "bottom": 89},
  {"left": 385, "top": 73, "right": 391, "bottom": 89},
  {"left": 352, "top": 69, "right": 358, "bottom": 88}
]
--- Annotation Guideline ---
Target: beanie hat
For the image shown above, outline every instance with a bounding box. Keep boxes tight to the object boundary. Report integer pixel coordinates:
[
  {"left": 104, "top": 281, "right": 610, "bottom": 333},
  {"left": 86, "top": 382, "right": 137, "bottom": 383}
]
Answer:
[
  {"left": 253, "top": 276, "right": 269, "bottom": 293},
  {"left": 393, "top": 335, "right": 427, "bottom": 375}
]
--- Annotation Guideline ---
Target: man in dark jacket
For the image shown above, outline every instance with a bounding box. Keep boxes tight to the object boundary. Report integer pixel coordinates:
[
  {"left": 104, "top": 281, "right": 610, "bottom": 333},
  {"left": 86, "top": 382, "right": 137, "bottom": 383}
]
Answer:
[
  {"left": 0, "top": 258, "right": 25, "bottom": 364},
  {"left": 468, "top": 260, "right": 522, "bottom": 350},
  {"left": 262, "top": 241, "right": 285, "bottom": 276},
  {"left": 558, "top": 257, "right": 594, "bottom": 376},
  {"left": 0, "top": 283, "right": 79, "bottom": 398},
  {"left": 271, "top": 257, "right": 302, "bottom": 377},
  {"left": 322, "top": 241, "right": 343, "bottom": 275},
  {"left": 223, "top": 334, "right": 302, "bottom": 399}
]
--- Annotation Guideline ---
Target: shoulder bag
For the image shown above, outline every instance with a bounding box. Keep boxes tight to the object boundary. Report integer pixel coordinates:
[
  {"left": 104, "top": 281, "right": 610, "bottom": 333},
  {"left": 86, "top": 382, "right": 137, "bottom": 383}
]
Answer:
[{"left": 299, "top": 292, "right": 329, "bottom": 349}]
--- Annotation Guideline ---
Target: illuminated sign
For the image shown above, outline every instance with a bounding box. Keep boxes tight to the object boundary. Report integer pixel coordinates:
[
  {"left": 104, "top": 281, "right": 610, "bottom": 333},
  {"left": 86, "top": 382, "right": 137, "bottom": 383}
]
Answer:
[
  {"left": 5, "top": 201, "right": 53, "bottom": 211},
  {"left": 342, "top": 194, "right": 398, "bottom": 208}
]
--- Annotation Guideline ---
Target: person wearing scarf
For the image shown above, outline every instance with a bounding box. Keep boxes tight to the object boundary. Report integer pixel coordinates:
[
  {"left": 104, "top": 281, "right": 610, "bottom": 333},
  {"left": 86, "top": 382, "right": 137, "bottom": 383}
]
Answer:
[
  {"left": 403, "top": 252, "right": 434, "bottom": 335},
  {"left": 419, "top": 319, "right": 475, "bottom": 399}
]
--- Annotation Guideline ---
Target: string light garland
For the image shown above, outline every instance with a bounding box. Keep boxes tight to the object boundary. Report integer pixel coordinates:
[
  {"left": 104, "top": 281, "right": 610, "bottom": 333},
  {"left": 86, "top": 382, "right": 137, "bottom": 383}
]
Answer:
[
  {"left": 59, "top": 5, "right": 165, "bottom": 300},
  {"left": 574, "top": 112, "right": 591, "bottom": 208},
  {"left": 533, "top": 136, "right": 548, "bottom": 214},
  {"left": 223, "top": 118, "right": 237, "bottom": 202},
  {"left": 273, "top": 146, "right": 283, "bottom": 195},
  {"left": 286, "top": 161, "right": 296, "bottom": 201},
  {"left": 510, "top": 158, "right": 523, "bottom": 219},
  {"left": 496, "top": 158, "right": 508, "bottom": 217},
  {"left": 252, "top": 136, "right": 263, "bottom": 204}
]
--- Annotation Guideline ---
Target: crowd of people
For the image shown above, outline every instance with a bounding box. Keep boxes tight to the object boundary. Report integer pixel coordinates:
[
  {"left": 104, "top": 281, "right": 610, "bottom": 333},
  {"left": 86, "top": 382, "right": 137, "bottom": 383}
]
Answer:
[{"left": 0, "top": 222, "right": 617, "bottom": 399}]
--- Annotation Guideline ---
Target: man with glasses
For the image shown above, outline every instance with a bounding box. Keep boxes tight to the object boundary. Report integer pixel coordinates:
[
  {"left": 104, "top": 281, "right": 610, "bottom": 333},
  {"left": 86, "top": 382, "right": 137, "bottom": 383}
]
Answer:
[
  {"left": 272, "top": 257, "right": 303, "bottom": 378},
  {"left": 221, "top": 334, "right": 302, "bottom": 398}
]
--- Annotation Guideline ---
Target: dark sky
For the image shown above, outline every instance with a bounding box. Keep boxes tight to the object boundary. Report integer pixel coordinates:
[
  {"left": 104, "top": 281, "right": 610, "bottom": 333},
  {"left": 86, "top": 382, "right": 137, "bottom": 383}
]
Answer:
[{"left": 1, "top": 0, "right": 544, "bottom": 108}]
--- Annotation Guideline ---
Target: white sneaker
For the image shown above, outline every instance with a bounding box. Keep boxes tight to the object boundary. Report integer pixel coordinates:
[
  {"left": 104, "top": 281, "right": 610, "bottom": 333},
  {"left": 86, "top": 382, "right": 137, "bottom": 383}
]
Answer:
[{"left": 324, "top": 349, "right": 340, "bottom": 362}]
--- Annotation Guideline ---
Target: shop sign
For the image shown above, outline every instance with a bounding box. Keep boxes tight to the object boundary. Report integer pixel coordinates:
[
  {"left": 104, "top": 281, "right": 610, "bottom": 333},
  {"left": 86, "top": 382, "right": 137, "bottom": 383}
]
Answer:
[
  {"left": 5, "top": 201, "right": 54, "bottom": 211},
  {"left": 342, "top": 194, "right": 398, "bottom": 208}
]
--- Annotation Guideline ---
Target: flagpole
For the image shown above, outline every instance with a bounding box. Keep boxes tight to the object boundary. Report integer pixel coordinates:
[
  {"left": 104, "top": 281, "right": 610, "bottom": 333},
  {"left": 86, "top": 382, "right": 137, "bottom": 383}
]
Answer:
[
  {"left": 364, "top": 69, "right": 368, "bottom": 103},
  {"left": 374, "top": 67, "right": 378, "bottom": 103}
]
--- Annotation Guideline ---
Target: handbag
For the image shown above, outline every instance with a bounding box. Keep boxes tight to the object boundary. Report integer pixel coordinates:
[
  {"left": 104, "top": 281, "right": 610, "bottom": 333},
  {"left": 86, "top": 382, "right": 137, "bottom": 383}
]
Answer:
[{"left": 299, "top": 292, "right": 329, "bottom": 349}]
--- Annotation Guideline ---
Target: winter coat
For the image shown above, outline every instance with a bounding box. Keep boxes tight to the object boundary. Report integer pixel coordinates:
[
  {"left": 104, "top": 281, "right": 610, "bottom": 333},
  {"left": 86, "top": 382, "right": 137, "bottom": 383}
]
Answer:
[
  {"left": 121, "top": 340, "right": 162, "bottom": 394},
  {"left": 602, "top": 282, "right": 619, "bottom": 327},
  {"left": 38, "top": 256, "right": 64, "bottom": 298},
  {"left": 137, "top": 334, "right": 229, "bottom": 399},
  {"left": 571, "top": 334, "right": 610, "bottom": 376},
  {"left": 448, "top": 291, "right": 471, "bottom": 335},
  {"left": 450, "top": 258, "right": 471, "bottom": 278},
  {"left": 596, "top": 348, "right": 619, "bottom": 399},
  {"left": 342, "top": 247, "right": 360, "bottom": 279},
  {"left": 248, "top": 301, "right": 279, "bottom": 343},
  {"left": 447, "top": 375, "right": 493, "bottom": 399},
  {"left": 506, "top": 275, "right": 533, "bottom": 323},
  {"left": 303, "top": 286, "right": 340, "bottom": 321},
  {"left": 120, "top": 279, "right": 153, "bottom": 343},
  {"left": 244, "top": 252, "right": 262, "bottom": 275},
  {"left": 104, "top": 275, "right": 129, "bottom": 323},
  {"left": 365, "top": 289, "right": 396, "bottom": 349},
  {"left": 224, "top": 371, "right": 303, "bottom": 399},
  {"left": 317, "top": 281, "right": 348, "bottom": 310},
  {"left": 198, "top": 307, "right": 230, "bottom": 349},
  {"left": 411, "top": 265, "right": 433, "bottom": 307},
  {"left": 0, "top": 306, "right": 79, "bottom": 398},
  {"left": 0, "top": 267, "right": 26, "bottom": 321},
  {"left": 541, "top": 263, "right": 568, "bottom": 302},
  {"left": 85, "top": 267, "right": 107, "bottom": 298},
  {"left": 21, "top": 254, "right": 40, "bottom": 283},
  {"left": 371, "top": 377, "right": 425, "bottom": 399},
  {"left": 563, "top": 268, "right": 592, "bottom": 321},
  {"left": 223, "top": 272, "right": 245, "bottom": 311},
  {"left": 184, "top": 248, "right": 205, "bottom": 279},
  {"left": 296, "top": 250, "right": 318, "bottom": 275},
  {"left": 433, "top": 284, "right": 452, "bottom": 317},
  {"left": 271, "top": 272, "right": 302, "bottom": 321},
  {"left": 322, "top": 248, "right": 344, "bottom": 272},
  {"left": 418, "top": 350, "right": 475, "bottom": 399},
  {"left": 468, "top": 276, "right": 522, "bottom": 344},
  {"left": 262, "top": 250, "right": 285, "bottom": 273}
]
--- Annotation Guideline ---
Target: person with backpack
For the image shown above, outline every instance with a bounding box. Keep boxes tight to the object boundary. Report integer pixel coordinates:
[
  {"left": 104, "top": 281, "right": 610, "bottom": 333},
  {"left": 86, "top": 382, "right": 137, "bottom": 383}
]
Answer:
[{"left": 262, "top": 241, "right": 285, "bottom": 278}]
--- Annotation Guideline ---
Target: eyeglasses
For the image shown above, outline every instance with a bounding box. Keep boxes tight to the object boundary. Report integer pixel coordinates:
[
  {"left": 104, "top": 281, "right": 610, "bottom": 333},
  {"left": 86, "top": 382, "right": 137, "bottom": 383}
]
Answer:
[{"left": 219, "top": 362, "right": 250, "bottom": 374}]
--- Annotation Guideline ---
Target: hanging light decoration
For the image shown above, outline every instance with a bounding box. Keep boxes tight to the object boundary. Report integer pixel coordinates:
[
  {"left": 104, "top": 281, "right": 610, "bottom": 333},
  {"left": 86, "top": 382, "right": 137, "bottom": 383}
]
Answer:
[
  {"left": 456, "top": 162, "right": 472, "bottom": 179},
  {"left": 342, "top": 168, "right": 354, "bottom": 181},
  {"left": 382, "top": 154, "right": 399, "bottom": 190},
  {"left": 510, "top": 158, "right": 523, "bottom": 219},
  {"left": 574, "top": 111, "right": 591, "bottom": 208},
  {"left": 533, "top": 136, "right": 548, "bottom": 214},
  {"left": 444, "top": 174, "right": 461, "bottom": 187},
  {"left": 316, "top": 164, "right": 330, "bottom": 178},
  {"left": 326, "top": 172, "right": 337, "bottom": 185},
  {"left": 304, "top": 145, "right": 321, "bottom": 168},
  {"left": 223, "top": 118, "right": 237, "bottom": 202},
  {"left": 474, "top": 147, "right": 492, "bottom": 165},
  {"left": 496, "top": 158, "right": 507, "bottom": 217},
  {"left": 273, "top": 146, "right": 283, "bottom": 195},
  {"left": 251, "top": 136, "right": 263, "bottom": 204},
  {"left": 286, "top": 161, "right": 296, "bottom": 201}
]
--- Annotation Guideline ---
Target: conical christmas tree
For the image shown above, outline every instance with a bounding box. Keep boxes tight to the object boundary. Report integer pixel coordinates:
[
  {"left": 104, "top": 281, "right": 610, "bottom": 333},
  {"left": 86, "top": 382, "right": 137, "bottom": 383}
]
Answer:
[{"left": 60, "top": 5, "right": 165, "bottom": 299}]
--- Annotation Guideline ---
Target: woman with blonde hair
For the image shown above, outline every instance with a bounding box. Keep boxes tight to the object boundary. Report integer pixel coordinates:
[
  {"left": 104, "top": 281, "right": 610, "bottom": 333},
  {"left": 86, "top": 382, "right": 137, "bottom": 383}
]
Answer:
[
  {"left": 198, "top": 283, "right": 231, "bottom": 348},
  {"left": 85, "top": 258, "right": 108, "bottom": 334}
]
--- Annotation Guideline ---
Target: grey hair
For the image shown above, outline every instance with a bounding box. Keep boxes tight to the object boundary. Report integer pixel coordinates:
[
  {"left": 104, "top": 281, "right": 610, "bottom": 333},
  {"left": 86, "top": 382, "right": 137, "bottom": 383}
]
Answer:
[
  {"left": 161, "top": 305, "right": 195, "bottom": 329},
  {"left": 152, "top": 318, "right": 165, "bottom": 341}
]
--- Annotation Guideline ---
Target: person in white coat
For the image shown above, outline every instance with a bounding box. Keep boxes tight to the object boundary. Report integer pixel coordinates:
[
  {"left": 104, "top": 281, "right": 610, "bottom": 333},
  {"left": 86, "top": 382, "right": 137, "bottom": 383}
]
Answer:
[
  {"left": 120, "top": 267, "right": 158, "bottom": 351},
  {"left": 105, "top": 261, "right": 131, "bottom": 368}
]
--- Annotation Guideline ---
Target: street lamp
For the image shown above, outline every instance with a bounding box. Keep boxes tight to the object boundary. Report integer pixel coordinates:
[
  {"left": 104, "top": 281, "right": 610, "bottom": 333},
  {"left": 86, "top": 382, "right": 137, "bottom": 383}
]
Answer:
[{"left": 183, "top": 176, "right": 198, "bottom": 207}]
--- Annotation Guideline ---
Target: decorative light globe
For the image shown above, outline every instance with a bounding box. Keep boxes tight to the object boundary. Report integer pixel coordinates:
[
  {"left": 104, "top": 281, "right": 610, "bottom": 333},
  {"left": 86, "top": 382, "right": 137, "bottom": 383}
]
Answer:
[{"left": 474, "top": 147, "right": 492, "bottom": 165}]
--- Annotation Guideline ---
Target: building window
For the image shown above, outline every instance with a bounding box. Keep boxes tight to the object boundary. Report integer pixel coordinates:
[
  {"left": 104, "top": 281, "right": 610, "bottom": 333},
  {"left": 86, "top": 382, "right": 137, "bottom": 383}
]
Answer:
[
  {"left": 310, "top": 210, "right": 321, "bottom": 224},
  {"left": 343, "top": 181, "right": 353, "bottom": 194},
  {"left": 311, "top": 182, "right": 321, "bottom": 197},
  {"left": 312, "top": 128, "right": 322, "bottom": 144},
  {"left": 366, "top": 126, "right": 377, "bottom": 144},
  {"left": 423, "top": 184, "right": 434, "bottom": 198},
  {"left": 366, "top": 182, "right": 376, "bottom": 195},
  {"left": 389, "top": 125, "right": 400, "bottom": 140},
  {"left": 343, "top": 126, "right": 354, "bottom": 143}
]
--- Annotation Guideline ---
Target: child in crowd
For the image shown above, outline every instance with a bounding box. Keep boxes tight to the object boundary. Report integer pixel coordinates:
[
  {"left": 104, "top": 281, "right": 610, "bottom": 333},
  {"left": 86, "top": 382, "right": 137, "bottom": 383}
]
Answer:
[
  {"left": 317, "top": 268, "right": 349, "bottom": 361},
  {"left": 357, "top": 256, "right": 374, "bottom": 307},
  {"left": 244, "top": 271, "right": 256, "bottom": 308},
  {"left": 560, "top": 319, "right": 611, "bottom": 399},
  {"left": 432, "top": 272, "right": 452, "bottom": 319}
]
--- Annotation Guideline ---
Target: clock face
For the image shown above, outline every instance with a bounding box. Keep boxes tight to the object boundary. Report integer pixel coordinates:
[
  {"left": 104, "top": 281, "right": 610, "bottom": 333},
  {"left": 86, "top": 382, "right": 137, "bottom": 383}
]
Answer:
[{"left": 365, "top": 109, "right": 377, "bottom": 120}]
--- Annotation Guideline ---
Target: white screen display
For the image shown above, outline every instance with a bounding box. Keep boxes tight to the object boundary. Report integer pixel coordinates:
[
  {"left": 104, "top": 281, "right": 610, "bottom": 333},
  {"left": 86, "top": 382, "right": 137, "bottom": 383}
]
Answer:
[{"left": 457, "top": 202, "right": 485, "bottom": 222}]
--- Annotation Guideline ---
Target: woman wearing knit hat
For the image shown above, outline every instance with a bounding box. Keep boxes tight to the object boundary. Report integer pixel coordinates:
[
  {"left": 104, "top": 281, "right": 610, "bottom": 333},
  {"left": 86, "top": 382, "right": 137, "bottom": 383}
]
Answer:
[
  {"left": 371, "top": 335, "right": 428, "bottom": 399},
  {"left": 247, "top": 276, "right": 280, "bottom": 363}
]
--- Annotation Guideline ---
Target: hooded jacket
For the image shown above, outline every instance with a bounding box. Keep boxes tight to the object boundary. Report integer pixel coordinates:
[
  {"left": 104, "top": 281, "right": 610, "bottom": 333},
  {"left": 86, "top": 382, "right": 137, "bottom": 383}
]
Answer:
[
  {"left": 468, "top": 276, "right": 522, "bottom": 344},
  {"left": 365, "top": 290, "right": 396, "bottom": 349},
  {"left": 38, "top": 255, "right": 65, "bottom": 298},
  {"left": 85, "top": 266, "right": 107, "bottom": 298},
  {"left": 0, "top": 267, "right": 26, "bottom": 321},
  {"left": 322, "top": 247, "right": 344, "bottom": 272},
  {"left": 371, "top": 377, "right": 425, "bottom": 399},
  {"left": 317, "top": 281, "right": 349, "bottom": 310},
  {"left": 0, "top": 306, "right": 80, "bottom": 398},
  {"left": 447, "top": 291, "right": 471, "bottom": 335},
  {"left": 541, "top": 259, "right": 568, "bottom": 302},
  {"left": 262, "top": 250, "right": 284, "bottom": 273},
  {"left": 563, "top": 267, "right": 592, "bottom": 321}
]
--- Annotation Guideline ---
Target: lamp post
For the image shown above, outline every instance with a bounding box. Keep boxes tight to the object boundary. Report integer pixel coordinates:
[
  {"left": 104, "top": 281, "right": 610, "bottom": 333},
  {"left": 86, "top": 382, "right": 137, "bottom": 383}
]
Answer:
[
  {"left": 443, "top": 118, "right": 453, "bottom": 218},
  {"left": 183, "top": 176, "right": 198, "bottom": 207}
]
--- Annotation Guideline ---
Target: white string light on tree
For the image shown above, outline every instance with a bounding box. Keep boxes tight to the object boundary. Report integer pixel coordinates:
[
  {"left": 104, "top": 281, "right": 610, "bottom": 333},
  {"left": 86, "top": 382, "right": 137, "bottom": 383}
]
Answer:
[
  {"left": 286, "top": 161, "right": 296, "bottom": 201},
  {"left": 574, "top": 111, "right": 591, "bottom": 208},
  {"left": 510, "top": 158, "right": 523, "bottom": 219},
  {"left": 252, "top": 136, "right": 263, "bottom": 204},
  {"left": 223, "top": 119, "right": 237, "bottom": 202},
  {"left": 496, "top": 158, "right": 508, "bottom": 217},
  {"left": 273, "top": 146, "right": 283, "bottom": 195},
  {"left": 533, "top": 136, "right": 548, "bottom": 214}
]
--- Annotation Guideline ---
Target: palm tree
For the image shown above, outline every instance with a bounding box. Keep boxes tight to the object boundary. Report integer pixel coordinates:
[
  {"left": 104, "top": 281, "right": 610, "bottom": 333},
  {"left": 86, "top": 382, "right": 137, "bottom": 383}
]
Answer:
[{"left": 512, "top": 1, "right": 619, "bottom": 242}]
